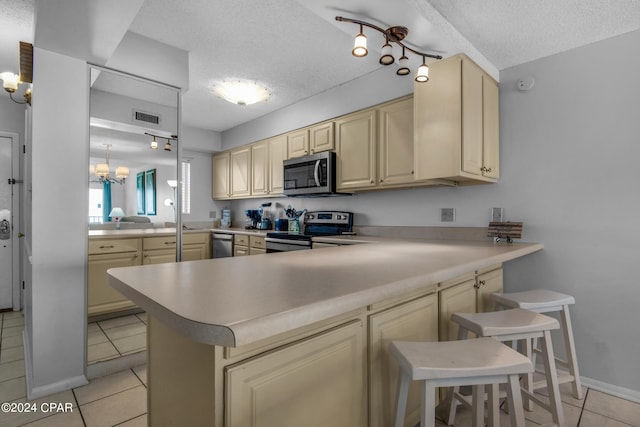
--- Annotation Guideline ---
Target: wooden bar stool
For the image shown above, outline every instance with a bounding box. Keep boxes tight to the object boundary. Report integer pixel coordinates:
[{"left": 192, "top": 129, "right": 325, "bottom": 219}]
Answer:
[
  {"left": 447, "top": 308, "right": 565, "bottom": 427},
  {"left": 390, "top": 337, "right": 533, "bottom": 427},
  {"left": 491, "top": 289, "right": 583, "bottom": 400}
]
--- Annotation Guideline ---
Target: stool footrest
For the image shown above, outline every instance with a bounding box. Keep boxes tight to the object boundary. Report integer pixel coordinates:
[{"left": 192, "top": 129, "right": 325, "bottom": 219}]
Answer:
[{"left": 533, "top": 374, "right": 576, "bottom": 390}]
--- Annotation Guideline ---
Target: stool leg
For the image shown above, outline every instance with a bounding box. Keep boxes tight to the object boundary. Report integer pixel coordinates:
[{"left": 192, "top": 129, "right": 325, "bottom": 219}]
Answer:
[
  {"left": 487, "top": 384, "right": 499, "bottom": 427},
  {"left": 471, "top": 385, "right": 485, "bottom": 427},
  {"left": 519, "top": 337, "right": 534, "bottom": 411},
  {"left": 541, "top": 330, "right": 565, "bottom": 427},
  {"left": 506, "top": 374, "right": 526, "bottom": 427},
  {"left": 561, "top": 304, "right": 583, "bottom": 399},
  {"left": 445, "top": 327, "right": 470, "bottom": 425},
  {"left": 393, "top": 371, "right": 411, "bottom": 427},
  {"left": 421, "top": 381, "right": 436, "bottom": 427}
]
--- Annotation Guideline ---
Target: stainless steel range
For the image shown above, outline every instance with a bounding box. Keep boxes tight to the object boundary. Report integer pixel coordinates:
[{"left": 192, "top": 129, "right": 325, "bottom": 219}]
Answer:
[{"left": 265, "top": 211, "right": 353, "bottom": 253}]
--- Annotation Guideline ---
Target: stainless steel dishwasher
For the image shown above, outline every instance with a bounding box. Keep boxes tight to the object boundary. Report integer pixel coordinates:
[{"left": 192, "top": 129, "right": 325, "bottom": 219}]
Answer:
[{"left": 212, "top": 232, "right": 233, "bottom": 258}]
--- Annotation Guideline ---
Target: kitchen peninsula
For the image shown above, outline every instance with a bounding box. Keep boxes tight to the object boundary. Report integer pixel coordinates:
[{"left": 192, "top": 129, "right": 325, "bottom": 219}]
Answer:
[{"left": 107, "top": 238, "right": 542, "bottom": 427}]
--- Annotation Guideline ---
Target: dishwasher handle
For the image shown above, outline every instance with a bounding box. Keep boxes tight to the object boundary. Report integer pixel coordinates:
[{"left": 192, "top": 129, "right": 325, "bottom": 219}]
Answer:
[{"left": 212, "top": 233, "right": 233, "bottom": 241}]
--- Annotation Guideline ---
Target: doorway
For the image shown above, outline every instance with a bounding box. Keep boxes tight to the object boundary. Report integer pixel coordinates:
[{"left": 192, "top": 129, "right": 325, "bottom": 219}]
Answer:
[{"left": 0, "top": 132, "right": 21, "bottom": 311}]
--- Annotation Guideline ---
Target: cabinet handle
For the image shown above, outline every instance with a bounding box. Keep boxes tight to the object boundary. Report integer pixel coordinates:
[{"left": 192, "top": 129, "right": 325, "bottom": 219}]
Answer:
[
  {"left": 479, "top": 280, "right": 486, "bottom": 287},
  {"left": 99, "top": 245, "right": 115, "bottom": 249},
  {"left": 164, "top": 241, "right": 176, "bottom": 245},
  {"left": 380, "top": 179, "right": 384, "bottom": 183},
  {"left": 310, "top": 149, "right": 315, "bottom": 154},
  {"left": 481, "top": 166, "right": 492, "bottom": 173},
  {"left": 474, "top": 282, "right": 480, "bottom": 289},
  {"left": 411, "top": 170, "right": 414, "bottom": 175},
  {"left": 370, "top": 180, "right": 374, "bottom": 184}
]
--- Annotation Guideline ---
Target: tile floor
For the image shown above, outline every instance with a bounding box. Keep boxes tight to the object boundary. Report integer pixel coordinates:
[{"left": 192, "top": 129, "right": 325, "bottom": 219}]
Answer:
[
  {"left": 88, "top": 314, "right": 147, "bottom": 365},
  {"left": 1, "top": 310, "right": 639, "bottom": 426}
]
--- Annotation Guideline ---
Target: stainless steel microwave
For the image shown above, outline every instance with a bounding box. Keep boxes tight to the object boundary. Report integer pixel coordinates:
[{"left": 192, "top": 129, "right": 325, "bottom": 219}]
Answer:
[{"left": 283, "top": 151, "right": 342, "bottom": 196}]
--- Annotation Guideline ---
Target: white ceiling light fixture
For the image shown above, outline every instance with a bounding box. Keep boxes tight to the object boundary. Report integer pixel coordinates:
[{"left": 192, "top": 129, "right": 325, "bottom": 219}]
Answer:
[
  {"left": 335, "top": 16, "right": 442, "bottom": 83},
  {"left": 145, "top": 132, "right": 177, "bottom": 152},
  {"left": 93, "top": 144, "right": 129, "bottom": 184},
  {"left": 212, "top": 79, "right": 271, "bottom": 106}
]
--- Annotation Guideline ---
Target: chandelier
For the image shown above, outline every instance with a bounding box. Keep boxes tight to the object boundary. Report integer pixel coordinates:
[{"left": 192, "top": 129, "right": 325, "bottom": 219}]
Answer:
[
  {"left": 335, "top": 16, "right": 442, "bottom": 82},
  {"left": 92, "top": 144, "right": 129, "bottom": 184}
]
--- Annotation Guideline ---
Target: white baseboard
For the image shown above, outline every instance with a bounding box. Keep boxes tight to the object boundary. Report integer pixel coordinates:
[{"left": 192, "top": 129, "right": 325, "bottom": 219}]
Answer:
[
  {"left": 581, "top": 376, "right": 640, "bottom": 404},
  {"left": 23, "top": 329, "right": 88, "bottom": 401}
]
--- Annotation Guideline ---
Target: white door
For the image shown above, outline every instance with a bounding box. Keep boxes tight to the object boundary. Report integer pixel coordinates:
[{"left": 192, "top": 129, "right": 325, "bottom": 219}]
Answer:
[{"left": 0, "top": 136, "right": 14, "bottom": 309}]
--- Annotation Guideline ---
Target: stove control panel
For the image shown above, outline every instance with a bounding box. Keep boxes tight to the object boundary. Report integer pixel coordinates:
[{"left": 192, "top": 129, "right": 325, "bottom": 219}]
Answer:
[{"left": 304, "top": 211, "right": 352, "bottom": 225}]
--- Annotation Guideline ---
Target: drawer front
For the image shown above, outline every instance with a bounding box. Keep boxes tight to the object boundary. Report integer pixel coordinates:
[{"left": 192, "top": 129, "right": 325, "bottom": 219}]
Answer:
[
  {"left": 234, "top": 234, "right": 249, "bottom": 246},
  {"left": 144, "top": 236, "right": 177, "bottom": 250},
  {"left": 183, "top": 232, "right": 209, "bottom": 245},
  {"left": 88, "top": 238, "right": 141, "bottom": 255},
  {"left": 234, "top": 246, "right": 249, "bottom": 257},
  {"left": 249, "top": 235, "right": 265, "bottom": 249}
]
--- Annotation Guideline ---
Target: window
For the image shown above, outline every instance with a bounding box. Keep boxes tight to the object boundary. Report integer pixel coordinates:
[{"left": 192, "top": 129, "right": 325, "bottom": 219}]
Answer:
[
  {"left": 181, "top": 161, "right": 191, "bottom": 214},
  {"left": 89, "top": 188, "right": 103, "bottom": 223}
]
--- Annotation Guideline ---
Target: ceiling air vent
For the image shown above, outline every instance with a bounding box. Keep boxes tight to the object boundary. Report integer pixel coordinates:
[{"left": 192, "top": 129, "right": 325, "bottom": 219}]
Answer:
[{"left": 133, "top": 110, "right": 161, "bottom": 126}]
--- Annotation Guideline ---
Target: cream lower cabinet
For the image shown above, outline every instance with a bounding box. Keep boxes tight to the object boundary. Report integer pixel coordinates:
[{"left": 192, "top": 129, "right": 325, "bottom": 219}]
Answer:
[
  {"left": 143, "top": 236, "right": 177, "bottom": 265},
  {"left": 438, "top": 267, "right": 503, "bottom": 341},
  {"left": 88, "top": 238, "right": 141, "bottom": 316},
  {"left": 225, "top": 320, "right": 365, "bottom": 427},
  {"left": 182, "top": 233, "right": 211, "bottom": 261},
  {"left": 369, "top": 293, "right": 438, "bottom": 427}
]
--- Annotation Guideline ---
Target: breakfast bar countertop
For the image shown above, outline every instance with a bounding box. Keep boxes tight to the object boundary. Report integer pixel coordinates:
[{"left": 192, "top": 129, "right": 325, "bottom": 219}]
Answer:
[{"left": 107, "top": 239, "right": 543, "bottom": 348}]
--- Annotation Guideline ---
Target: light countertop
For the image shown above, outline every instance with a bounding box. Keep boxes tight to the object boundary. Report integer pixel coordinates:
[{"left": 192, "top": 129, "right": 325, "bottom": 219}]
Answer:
[
  {"left": 89, "top": 228, "right": 213, "bottom": 239},
  {"left": 107, "top": 239, "right": 543, "bottom": 348}
]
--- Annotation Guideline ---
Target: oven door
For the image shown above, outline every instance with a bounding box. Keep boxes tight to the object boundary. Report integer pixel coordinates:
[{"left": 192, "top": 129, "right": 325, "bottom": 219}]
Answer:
[{"left": 265, "top": 237, "right": 312, "bottom": 253}]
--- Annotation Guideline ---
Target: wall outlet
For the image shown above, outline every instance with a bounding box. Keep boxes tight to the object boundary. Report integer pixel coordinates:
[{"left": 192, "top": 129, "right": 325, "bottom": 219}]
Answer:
[
  {"left": 491, "top": 207, "right": 504, "bottom": 222},
  {"left": 440, "top": 208, "right": 455, "bottom": 222},
  {"left": 209, "top": 211, "right": 216, "bottom": 219}
]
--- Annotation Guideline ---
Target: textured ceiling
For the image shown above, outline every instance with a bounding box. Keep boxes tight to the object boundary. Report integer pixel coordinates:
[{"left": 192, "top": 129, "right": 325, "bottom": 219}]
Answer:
[
  {"left": 425, "top": 0, "right": 640, "bottom": 70},
  {"left": 2, "top": 0, "right": 640, "bottom": 135}
]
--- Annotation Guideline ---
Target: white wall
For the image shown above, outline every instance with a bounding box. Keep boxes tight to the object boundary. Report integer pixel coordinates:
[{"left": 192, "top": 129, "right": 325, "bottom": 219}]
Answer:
[
  {"left": 183, "top": 150, "right": 226, "bottom": 223},
  {"left": 225, "top": 30, "right": 640, "bottom": 397},
  {"left": 27, "top": 48, "right": 88, "bottom": 398}
]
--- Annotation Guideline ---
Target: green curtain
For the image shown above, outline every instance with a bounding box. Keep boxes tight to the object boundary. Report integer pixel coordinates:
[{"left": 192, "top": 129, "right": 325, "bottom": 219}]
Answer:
[{"left": 103, "top": 181, "right": 112, "bottom": 223}]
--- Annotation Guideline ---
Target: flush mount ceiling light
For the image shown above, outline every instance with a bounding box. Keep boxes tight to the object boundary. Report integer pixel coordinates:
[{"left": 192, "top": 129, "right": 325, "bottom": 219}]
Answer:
[
  {"left": 212, "top": 80, "right": 271, "bottom": 106},
  {"left": 335, "top": 16, "right": 442, "bottom": 83}
]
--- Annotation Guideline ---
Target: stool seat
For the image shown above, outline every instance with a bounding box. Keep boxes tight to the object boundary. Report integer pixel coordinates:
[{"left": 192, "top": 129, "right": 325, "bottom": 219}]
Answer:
[
  {"left": 451, "top": 308, "right": 559, "bottom": 338},
  {"left": 390, "top": 337, "right": 532, "bottom": 427},
  {"left": 491, "top": 289, "right": 575, "bottom": 312},
  {"left": 390, "top": 338, "right": 533, "bottom": 381}
]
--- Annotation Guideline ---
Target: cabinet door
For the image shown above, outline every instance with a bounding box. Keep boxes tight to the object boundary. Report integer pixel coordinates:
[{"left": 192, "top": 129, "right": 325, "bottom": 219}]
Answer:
[
  {"left": 225, "top": 320, "right": 365, "bottom": 427},
  {"left": 251, "top": 140, "right": 269, "bottom": 196},
  {"left": 143, "top": 249, "right": 176, "bottom": 265},
  {"left": 461, "top": 58, "right": 484, "bottom": 176},
  {"left": 438, "top": 279, "right": 476, "bottom": 341},
  {"left": 212, "top": 152, "right": 230, "bottom": 199},
  {"left": 230, "top": 146, "right": 251, "bottom": 198},
  {"left": 369, "top": 294, "right": 438, "bottom": 427},
  {"left": 182, "top": 244, "right": 208, "bottom": 261},
  {"left": 233, "top": 245, "right": 249, "bottom": 257},
  {"left": 336, "top": 109, "right": 377, "bottom": 190},
  {"left": 476, "top": 268, "right": 503, "bottom": 313},
  {"left": 88, "top": 251, "right": 141, "bottom": 316},
  {"left": 378, "top": 97, "right": 415, "bottom": 186},
  {"left": 268, "top": 135, "right": 287, "bottom": 195},
  {"left": 287, "top": 129, "right": 309, "bottom": 158},
  {"left": 309, "top": 121, "right": 334, "bottom": 154},
  {"left": 249, "top": 247, "right": 266, "bottom": 256},
  {"left": 482, "top": 75, "right": 500, "bottom": 179},
  {"left": 414, "top": 56, "right": 462, "bottom": 181}
]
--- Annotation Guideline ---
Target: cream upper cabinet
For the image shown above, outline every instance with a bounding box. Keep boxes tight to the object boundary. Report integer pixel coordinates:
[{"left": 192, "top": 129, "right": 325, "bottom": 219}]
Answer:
[
  {"left": 250, "top": 139, "right": 269, "bottom": 196},
  {"left": 336, "top": 109, "right": 377, "bottom": 190},
  {"left": 212, "top": 152, "right": 230, "bottom": 199},
  {"left": 287, "top": 128, "right": 310, "bottom": 158},
  {"left": 309, "top": 121, "right": 334, "bottom": 154},
  {"left": 268, "top": 134, "right": 287, "bottom": 195},
  {"left": 414, "top": 53, "right": 499, "bottom": 183},
  {"left": 378, "top": 97, "right": 415, "bottom": 187},
  {"left": 230, "top": 146, "right": 251, "bottom": 198}
]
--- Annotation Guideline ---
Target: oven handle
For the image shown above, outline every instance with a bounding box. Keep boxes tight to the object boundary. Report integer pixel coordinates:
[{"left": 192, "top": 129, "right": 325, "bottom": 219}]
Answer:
[
  {"left": 265, "top": 237, "right": 312, "bottom": 246},
  {"left": 313, "top": 159, "right": 321, "bottom": 187}
]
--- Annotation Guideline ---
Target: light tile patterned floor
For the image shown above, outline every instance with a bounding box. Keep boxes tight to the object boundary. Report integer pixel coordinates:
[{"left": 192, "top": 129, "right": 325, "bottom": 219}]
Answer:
[
  {"left": 1, "top": 310, "right": 639, "bottom": 426},
  {"left": 87, "top": 314, "right": 147, "bottom": 364}
]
